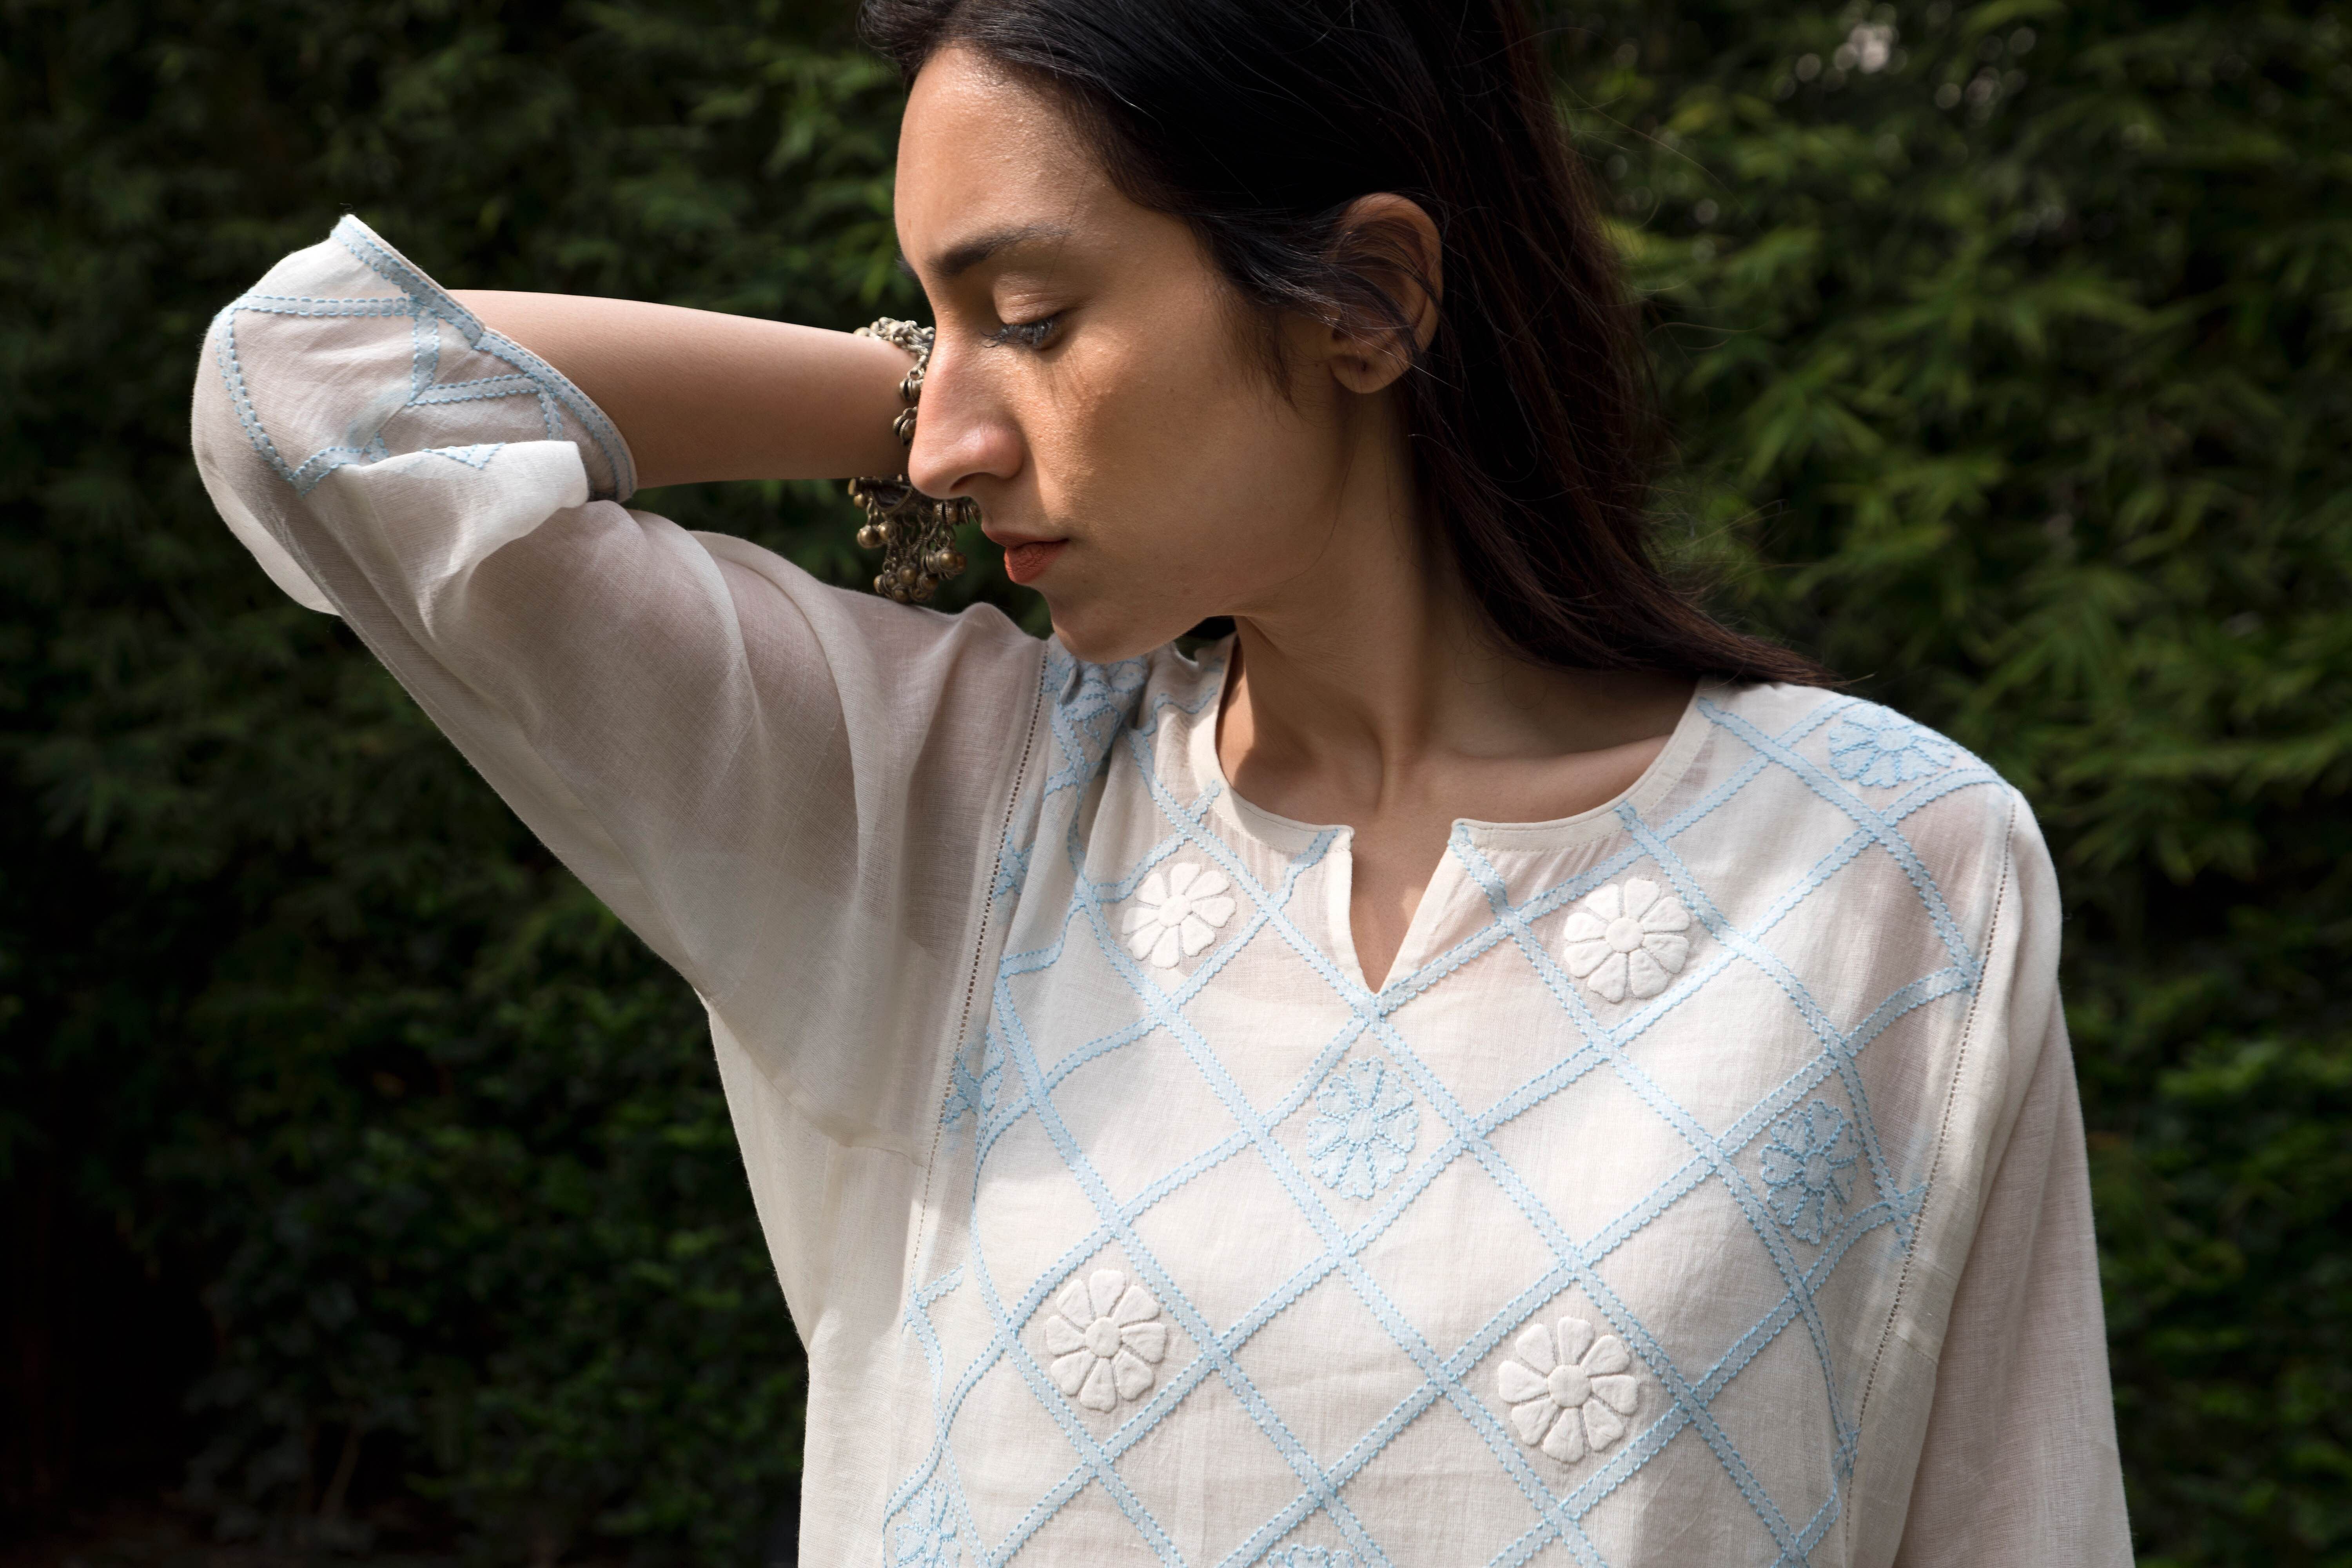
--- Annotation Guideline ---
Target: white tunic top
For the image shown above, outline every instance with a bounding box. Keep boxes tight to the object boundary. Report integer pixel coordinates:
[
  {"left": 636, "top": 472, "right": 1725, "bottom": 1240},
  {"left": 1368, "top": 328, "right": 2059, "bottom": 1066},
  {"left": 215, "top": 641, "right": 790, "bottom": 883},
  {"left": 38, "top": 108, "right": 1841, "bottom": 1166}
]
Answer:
[{"left": 192, "top": 217, "right": 2131, "bottom": 1568}]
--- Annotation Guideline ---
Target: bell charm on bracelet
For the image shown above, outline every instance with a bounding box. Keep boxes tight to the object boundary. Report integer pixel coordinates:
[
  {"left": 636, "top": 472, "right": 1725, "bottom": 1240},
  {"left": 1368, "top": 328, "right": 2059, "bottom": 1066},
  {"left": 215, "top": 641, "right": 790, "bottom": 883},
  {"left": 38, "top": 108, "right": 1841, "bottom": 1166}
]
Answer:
[{"left": 847, "top": 318, "right": 975, "bottom": 604}]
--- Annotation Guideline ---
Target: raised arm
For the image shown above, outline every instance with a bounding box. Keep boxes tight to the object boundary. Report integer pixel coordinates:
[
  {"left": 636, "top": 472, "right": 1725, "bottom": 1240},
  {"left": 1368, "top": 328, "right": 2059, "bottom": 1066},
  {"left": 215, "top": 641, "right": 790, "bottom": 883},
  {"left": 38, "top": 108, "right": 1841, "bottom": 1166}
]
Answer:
[
  {"left": 192, "top": 217, "right": 1049, "bottom": 1157},
  {"left": 447, "top": 290, "right": 913, "bottom": 487}
]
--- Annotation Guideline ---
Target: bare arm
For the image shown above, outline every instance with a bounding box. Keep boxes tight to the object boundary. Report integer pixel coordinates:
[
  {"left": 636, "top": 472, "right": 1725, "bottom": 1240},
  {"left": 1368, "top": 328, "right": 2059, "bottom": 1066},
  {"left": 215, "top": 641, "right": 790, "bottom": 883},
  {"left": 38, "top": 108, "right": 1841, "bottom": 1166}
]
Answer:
[{"left": 449, "top": 291, "right": 913, "bottom": 490}]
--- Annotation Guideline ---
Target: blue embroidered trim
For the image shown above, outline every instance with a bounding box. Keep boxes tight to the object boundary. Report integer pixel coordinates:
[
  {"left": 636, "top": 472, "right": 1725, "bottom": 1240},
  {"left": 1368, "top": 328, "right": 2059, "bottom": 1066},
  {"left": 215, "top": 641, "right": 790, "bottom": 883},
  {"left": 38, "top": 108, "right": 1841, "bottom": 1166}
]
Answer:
[
  {"left": 883, "top": 668, "right": 2005, "bottom": 1568},
  {"left": 211, "top": 216, "right": 636, "bottom": 500}
]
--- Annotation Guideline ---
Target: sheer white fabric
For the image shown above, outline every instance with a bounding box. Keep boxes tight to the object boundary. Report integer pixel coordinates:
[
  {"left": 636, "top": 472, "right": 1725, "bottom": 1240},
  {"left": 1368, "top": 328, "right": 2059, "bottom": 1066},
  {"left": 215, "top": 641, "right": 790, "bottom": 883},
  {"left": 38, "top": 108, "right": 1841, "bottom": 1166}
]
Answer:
[{"left": 193, "top": 218, "right": 2130, "bottom": 1567}]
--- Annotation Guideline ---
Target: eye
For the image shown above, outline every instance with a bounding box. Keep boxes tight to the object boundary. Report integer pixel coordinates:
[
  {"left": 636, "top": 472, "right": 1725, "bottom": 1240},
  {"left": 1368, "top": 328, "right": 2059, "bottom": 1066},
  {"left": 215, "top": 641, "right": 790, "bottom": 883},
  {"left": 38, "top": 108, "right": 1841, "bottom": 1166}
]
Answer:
[{"left": 987, "top": 313, "right": 1062, "bottom": 351}]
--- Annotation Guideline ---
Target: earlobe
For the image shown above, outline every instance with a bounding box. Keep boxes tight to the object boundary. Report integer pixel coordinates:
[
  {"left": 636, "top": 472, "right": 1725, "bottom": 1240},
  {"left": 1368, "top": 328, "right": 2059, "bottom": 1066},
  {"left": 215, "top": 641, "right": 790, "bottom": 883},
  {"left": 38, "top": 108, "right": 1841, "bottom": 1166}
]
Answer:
[
  {"left": 1324, "top": 192, "right": 1444, "bottom": 395},
  {"left": 1329, "top": 339, "right": 1405, "bottom": 395}
]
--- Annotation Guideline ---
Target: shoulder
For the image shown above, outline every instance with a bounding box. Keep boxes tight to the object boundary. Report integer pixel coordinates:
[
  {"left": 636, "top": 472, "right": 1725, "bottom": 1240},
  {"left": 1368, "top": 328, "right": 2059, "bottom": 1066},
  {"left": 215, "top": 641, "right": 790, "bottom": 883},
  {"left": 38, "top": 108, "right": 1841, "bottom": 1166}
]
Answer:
[{"left": 1692, "top": 680, "right": 2045, "bottom": 916}]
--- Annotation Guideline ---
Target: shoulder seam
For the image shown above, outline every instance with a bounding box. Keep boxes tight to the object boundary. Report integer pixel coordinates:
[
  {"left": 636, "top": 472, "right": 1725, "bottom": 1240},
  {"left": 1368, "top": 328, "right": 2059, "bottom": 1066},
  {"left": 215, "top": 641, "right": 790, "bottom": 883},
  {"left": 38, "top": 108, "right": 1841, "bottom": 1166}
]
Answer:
[{"left": 1844, "top": 786, "right": 2021, "bottom": 1559}]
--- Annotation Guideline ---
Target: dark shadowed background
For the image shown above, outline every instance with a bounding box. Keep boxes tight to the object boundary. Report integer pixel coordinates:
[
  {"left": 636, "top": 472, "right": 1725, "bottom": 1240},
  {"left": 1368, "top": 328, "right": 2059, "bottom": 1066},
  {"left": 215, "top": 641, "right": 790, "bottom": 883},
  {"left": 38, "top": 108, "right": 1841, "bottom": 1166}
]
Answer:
[{"left": 2, "top": 0, "right": 2346, "bottom": 1563}]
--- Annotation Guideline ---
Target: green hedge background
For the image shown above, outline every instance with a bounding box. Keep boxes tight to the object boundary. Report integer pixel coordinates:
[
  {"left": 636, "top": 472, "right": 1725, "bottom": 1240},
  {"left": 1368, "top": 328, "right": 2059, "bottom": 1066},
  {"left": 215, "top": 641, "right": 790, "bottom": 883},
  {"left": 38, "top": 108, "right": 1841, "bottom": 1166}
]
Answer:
[{"left": 2, "top": 0, "right": 2345, "bottom": 1563}]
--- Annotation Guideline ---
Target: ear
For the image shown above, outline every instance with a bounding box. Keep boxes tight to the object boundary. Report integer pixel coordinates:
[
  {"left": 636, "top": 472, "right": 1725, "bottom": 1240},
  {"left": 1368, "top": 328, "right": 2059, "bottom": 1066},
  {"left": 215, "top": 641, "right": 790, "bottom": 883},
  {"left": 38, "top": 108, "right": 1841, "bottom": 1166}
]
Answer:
[{"left": 1311, "top": 193, "right": 1445, "bottom": 396}]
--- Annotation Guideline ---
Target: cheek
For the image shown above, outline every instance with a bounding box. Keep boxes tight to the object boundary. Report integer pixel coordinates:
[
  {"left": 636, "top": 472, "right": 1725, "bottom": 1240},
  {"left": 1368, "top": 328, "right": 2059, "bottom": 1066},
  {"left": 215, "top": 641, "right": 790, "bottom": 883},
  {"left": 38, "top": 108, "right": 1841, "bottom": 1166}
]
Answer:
[
  {"left": 1036, "top": 344, "right": 1328, "bottom": 586},
  {"left": 1031, "top": 393, "right": 1334, "bottom": 662}
]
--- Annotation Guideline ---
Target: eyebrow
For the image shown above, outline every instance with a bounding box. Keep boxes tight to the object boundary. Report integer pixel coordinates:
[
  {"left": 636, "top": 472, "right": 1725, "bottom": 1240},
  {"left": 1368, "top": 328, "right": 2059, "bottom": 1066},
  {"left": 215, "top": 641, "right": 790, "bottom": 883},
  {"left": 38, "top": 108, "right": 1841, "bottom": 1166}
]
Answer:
[{"left": 927, "top": 222, "right": 1074, "bottom": 280}]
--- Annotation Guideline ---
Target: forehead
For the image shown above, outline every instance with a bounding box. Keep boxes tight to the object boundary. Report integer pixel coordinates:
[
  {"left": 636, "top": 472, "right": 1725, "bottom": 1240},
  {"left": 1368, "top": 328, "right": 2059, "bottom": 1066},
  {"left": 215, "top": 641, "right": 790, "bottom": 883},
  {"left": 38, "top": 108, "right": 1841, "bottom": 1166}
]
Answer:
[{"left": 895, "top": 46, "right": 1117, "bottom": 269}]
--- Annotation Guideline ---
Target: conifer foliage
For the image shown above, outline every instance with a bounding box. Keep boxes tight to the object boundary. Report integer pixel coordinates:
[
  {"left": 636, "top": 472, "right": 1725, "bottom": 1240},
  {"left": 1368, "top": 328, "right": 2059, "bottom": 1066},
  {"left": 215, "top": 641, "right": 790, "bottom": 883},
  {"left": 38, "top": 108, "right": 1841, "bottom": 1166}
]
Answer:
[
  {"left": 1554, "top": 7, "right": 2350, "bottom": 1560},
  {"left": 2, "top": 0, "right": 2345, "bottom": 1561}
]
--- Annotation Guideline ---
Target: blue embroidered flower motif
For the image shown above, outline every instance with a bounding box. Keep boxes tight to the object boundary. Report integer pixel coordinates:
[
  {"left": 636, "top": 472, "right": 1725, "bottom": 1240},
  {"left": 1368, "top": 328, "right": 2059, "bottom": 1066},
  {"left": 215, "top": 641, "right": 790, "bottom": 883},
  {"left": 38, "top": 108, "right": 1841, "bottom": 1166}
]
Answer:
[
  {"left": 1825, "top": 707, "right": 1958, "bottom": 787},
  {"left": 1759, "top": 1101, "right": 1860, "bottom": 1243},
  {"left": 1305, "top": 1059, "right": 1419, "bottom": 1200},
  {"left": 891, "top": 1483, "right": 959, "bottom": 1568},
  {"left": 1269, "top": 1548, "right": 1365, "bottom": 1568}
]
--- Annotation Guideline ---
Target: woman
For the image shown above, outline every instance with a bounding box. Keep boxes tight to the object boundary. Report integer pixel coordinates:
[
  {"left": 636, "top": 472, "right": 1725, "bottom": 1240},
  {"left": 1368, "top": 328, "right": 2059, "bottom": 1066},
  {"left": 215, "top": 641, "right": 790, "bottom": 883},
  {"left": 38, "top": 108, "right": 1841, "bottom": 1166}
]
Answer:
[{"left": 191, "top": 0, "right": 2129, "bottom": 1562}]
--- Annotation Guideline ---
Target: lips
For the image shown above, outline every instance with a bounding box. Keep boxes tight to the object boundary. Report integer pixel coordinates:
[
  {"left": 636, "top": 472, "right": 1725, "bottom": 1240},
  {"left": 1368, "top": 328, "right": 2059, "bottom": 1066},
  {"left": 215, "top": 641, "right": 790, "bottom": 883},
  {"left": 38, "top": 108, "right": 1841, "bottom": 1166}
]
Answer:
[{"left": 1000, "top": 539, "right": 1068, "bottom": 584}]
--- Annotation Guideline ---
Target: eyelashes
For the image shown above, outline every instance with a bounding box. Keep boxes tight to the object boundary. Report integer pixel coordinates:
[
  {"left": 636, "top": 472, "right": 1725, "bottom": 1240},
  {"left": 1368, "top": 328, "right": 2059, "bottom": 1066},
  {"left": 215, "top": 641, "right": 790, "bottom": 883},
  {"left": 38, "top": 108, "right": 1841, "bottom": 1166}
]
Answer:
[{"left": 986, "top": 314, "right": 1062, "bottom": 351}]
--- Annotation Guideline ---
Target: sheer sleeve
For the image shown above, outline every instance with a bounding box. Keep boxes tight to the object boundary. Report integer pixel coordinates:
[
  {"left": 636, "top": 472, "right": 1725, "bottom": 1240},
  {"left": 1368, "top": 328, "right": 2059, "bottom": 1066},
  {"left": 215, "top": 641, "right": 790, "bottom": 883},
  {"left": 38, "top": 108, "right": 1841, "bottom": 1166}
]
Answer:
[
  {"left": 1891, "top": 803, "right": 2132, "bottom": 1566},
  {"left": 190, "top": 216, "right": 1048, "bottom": 1154}
]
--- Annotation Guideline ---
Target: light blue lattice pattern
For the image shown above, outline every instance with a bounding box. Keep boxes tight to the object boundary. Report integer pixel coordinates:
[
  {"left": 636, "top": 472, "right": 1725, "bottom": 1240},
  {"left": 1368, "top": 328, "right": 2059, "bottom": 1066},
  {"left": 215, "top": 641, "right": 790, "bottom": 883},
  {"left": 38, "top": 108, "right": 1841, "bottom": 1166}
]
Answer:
[
  {"left": 212, "top": 216, "right": 633, "bottom": 499},
  {"left": 886, "top": 656, "right": 2008, "bottom": 1568}
]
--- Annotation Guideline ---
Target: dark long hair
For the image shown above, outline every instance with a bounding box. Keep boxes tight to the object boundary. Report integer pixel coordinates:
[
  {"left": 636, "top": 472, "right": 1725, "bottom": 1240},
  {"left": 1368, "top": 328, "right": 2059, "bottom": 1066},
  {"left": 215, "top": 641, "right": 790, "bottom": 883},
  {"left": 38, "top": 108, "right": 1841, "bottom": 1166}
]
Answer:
[{"left": 862, "top": 0, "right": 1827, "bottom": 686}]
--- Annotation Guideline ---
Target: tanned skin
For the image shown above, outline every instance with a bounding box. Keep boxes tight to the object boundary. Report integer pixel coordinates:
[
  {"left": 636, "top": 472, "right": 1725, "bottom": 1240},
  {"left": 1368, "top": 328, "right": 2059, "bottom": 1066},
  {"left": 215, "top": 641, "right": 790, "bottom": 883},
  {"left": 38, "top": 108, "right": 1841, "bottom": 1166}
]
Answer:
[{"left": 456, "top": 45, "right": 1690, "bottom": 990}]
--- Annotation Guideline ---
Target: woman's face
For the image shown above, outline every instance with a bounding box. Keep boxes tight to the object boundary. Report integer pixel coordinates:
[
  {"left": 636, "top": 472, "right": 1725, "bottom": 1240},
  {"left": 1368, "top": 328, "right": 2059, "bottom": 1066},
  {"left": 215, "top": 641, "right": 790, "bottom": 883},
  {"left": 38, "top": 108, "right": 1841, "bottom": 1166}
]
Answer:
[{"left": 895, "top": 46, "right": 1374, "bottom": 662}]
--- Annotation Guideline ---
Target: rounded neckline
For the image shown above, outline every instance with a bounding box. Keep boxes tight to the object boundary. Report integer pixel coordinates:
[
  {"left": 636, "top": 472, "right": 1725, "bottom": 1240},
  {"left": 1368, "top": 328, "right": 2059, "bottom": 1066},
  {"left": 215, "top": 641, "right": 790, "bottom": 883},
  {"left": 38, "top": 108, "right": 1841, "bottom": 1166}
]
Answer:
[{"left": 1180, "top": 638, "right": 1722, "bottom": 850}]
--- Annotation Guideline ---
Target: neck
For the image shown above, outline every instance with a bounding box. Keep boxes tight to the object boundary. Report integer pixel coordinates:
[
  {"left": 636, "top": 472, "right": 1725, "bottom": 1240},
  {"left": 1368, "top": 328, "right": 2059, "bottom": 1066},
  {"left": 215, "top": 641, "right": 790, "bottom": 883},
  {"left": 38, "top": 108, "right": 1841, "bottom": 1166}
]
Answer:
[
  {"left": 1207, "top": 387, "right": 1691, "bottom": 990},
  {"left": 1216, "top": 407, "right": 1687, "bottom": 818}
]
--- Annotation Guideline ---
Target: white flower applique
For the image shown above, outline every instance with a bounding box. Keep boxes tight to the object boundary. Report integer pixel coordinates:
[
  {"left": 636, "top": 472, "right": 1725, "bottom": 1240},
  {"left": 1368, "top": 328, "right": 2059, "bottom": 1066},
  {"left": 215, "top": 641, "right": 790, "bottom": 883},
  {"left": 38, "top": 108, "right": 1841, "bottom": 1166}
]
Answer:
[
  {"left": 1122, "top": 860, "right": 1237, "bottom": 969},
  {"left": 1560, "top": 877, "right": 1693, "bottom": 1002},
  {"left": 1498, "top": 1316, "right": 1641, "bottom": 1464},
  {"left": 1043, "top": 1268, "right": 1168, "bottom": 1411}
]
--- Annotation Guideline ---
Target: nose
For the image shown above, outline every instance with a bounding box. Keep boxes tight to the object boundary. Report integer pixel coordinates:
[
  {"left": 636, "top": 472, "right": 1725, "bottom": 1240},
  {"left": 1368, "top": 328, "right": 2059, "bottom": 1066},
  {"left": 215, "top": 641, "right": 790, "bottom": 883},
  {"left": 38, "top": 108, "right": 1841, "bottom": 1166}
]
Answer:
[{"left": 906, "top": 333, "right": 1023, "bottom": 501}]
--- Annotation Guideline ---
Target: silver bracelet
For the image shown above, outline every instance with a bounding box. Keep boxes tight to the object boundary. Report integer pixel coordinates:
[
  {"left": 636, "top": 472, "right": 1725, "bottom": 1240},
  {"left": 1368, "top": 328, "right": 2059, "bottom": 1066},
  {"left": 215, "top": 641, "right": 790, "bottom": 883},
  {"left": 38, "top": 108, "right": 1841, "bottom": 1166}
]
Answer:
[{"left": 848, "top": 318, "right": 974, "bottom": 604}]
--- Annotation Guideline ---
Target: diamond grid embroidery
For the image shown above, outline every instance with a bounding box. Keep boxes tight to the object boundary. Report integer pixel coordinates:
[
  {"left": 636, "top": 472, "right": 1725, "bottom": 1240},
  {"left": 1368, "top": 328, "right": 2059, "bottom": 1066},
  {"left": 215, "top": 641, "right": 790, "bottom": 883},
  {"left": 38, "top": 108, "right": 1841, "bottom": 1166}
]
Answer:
[{"left": 884, "top": 673, "right": 2006, "bottom": 1568}]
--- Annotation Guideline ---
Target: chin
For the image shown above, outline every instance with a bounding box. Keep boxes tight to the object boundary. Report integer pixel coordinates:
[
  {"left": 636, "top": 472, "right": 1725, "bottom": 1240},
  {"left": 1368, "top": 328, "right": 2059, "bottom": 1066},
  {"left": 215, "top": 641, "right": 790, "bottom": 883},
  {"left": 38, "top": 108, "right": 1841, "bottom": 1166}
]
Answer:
[{"left": 1045, "top": 601, "right": 1194, "bottom": 666}]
